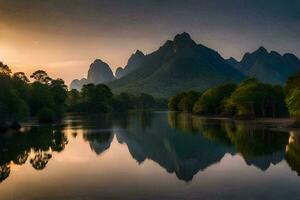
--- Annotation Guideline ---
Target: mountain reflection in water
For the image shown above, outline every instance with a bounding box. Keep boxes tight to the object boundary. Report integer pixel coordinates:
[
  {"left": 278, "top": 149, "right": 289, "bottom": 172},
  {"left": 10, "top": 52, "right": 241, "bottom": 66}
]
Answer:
[{"left": 0, "top": 111, "right": 300, "bottom": 185}]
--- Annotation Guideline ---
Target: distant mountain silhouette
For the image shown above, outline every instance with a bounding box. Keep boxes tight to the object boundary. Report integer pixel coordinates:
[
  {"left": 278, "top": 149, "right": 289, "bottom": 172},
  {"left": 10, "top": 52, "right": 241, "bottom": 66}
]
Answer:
[
  {"left": 115, "top": 50, "right": 145, "bottom": 78},
  {"left": 71, "top": 33, "right": 300, "bottom": 93},
  {"left": 226, "top": 47, "right": 300, "bottom": 84},
  {"left": 109, "top": 32, "right": 245, "bottom": 97},
  {"left": 70, "top": 78, "right": 88, "bottom": 91},
  {"left": 88, "top": 59, "right": 115, "bottom": 83},
  {"left": 70, "top": 59, "right": 115, "bottom": 90}
]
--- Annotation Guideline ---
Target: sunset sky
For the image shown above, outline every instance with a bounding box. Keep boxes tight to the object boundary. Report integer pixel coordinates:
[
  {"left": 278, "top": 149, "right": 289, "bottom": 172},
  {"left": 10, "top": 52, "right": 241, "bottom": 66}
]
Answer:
[{"left": 0, "top": 0, "right": 299, "bottom": 85}]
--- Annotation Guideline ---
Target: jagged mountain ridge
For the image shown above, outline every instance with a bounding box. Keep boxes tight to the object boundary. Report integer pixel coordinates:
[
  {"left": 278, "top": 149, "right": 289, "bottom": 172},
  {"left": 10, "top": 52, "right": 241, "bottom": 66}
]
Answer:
[
  {"left": 226, "top": 47, "right": 300, "bottom": 84},
  {"left": 70, "top": 32, "right": 300, "bottom": 95},
  {"left": 108, "top": 32, "right": 245, "bottom": 97},
  {"left": 115, "top": 50, "right": 145, "bottom": 79}
]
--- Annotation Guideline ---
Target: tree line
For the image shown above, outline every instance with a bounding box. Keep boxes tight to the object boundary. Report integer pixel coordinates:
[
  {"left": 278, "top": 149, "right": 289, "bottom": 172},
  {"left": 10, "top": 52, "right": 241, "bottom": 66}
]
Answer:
[
  {"left": 0, "top": 62, "right": 68, "bottom": 128},
  {"left": 168, "top": 71, "right": 300, "bottom": 123},
  {"left": 66, "top": 84, "right": 166, "bottom": 113},
  {"left": 0, "top": 62, "right": 165, "bottom": 130}
]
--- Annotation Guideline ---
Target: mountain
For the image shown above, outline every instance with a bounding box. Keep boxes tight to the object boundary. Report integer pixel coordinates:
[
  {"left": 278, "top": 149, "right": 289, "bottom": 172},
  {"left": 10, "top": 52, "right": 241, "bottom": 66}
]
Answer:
[
  {"left": 87, "top": 59, "right": 115, "bottom": 83},
  {"left": 226, "top": 47, "right": 300, "bottom": 84},
  {"left": 226, "top": 57, "right": 239, "bottom": 68},
  {"left": 70, "top": 78, "right": 88, "bottom": 91},
  {"left": 115, "top": 50, "right": 145, "bottom": 78},
  {"left": 70, "top": 59, "right": 115, "bottom": 90},
  {"left": 109, "top": 32, "right": 245, "bottom": 97}
]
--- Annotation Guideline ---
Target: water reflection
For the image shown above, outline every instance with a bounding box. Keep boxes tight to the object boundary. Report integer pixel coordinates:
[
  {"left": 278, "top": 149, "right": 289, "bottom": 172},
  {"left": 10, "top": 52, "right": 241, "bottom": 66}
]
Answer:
[
  {"left": 168, "top": 112, "right": 291, "bottom": 171},
  {"left": 0, "top": 126, "right": 67, "bottom": 182},
  {"left": 1, "top": 111, "right": 300, "bottom": 184},
  {"left": 286, "top": 133, "right": 300, "bottom": 175},
  {"left": 116, "top": 112, "right": 234, "bottom": 181}
]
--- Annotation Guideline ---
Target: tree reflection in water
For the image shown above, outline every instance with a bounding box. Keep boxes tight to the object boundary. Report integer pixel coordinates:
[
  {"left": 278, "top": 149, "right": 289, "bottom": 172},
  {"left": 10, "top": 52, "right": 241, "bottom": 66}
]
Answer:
[
  {"left": 1, "top": 112, "right": 300, "bottom": 184},
  {"left": 168, "top": 112, "right": 300, "bottom": 175},
  {"left": 0, "top": 126, "right": 68, "bottom": 182},
  {"left": 116, "top": 111, "right": 300, "bottom": 181}
]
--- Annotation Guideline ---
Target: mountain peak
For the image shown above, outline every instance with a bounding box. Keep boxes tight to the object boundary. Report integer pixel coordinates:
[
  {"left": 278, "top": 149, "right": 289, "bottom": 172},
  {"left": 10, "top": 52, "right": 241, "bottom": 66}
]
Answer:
[
  {"left": 88, "top": 59, "right": 114, "bottom": 84},
  {"left": 173, "top": 32, "right": 196, "bottom": 49},
  {"left": 116, "top": 50, "right": 145, "bottom": 79},
  {"left": 93, "top": 59, "right": 107, "bottom": 65},
  {"left": 134, "top": 50, "right": 144, "bottom": 56},
  {"left": 174, "top": 32, "right": 192, "bottom": 40},
  {"left": 255, "top": 46, "right": 268, "bottom": 54}
]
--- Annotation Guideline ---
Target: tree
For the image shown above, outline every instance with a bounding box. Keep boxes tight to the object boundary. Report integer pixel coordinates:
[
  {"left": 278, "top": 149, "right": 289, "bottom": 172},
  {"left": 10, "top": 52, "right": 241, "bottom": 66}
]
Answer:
[
  {"left": 193, "top": 83, "right": 236, "bottom": 114},
  {"left": 168, "top": 92, "right": 187, "bottom": 111},
  {"left": 66, "top": 89, "right": 81, "bottom": 110},
  {"left": 0, "top": 62, "right": 11, "bottom": 75},
  {"left": 285, "top": 71, "right": 300, "bottom": 122},
  {"left": 285, "top": 70, "right": 300, "bottom": 94},
  {"left": 50, "top": 79, "right": 68, "bottom": 116},
  {"left": 112, "top": 92, "right": 133, "bottom": 112},
  {"left": 285, "top": 89, "right": 300, "bottom": 119},
  {"left": 29, "top": 82, "right": 55, "bottom": 116},
  {"left": 225, "top": 79, "right": 287, "bottom": 118},
  {"left": 136, "top": 93, "right": 155, "bottom": 109},
  {"left": 30, "top": 70, "right": 52, "bottom": 85},
  {"left": 81, "top": 84, "right": 113, "bottom": 113},
  {"left": 177, "top": 91, "right": 200, "bottom": 112},
  {"left": 13, "top": 72, "right": 29, "bottom": 83}
]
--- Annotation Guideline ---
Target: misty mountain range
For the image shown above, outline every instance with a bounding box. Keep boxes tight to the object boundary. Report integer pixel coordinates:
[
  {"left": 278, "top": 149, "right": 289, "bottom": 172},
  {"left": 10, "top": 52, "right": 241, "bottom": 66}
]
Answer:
[{"left": 70, "top": 32, "right": 300, "bottom": 97}]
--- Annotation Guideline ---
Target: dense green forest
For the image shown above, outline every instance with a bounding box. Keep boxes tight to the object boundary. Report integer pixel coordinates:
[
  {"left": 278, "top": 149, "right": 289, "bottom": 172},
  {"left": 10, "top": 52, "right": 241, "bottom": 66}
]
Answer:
[
  {"left": 0, "top": 62, "right": 164, "bottom": 130},
  {"left": 169, "top": 71, "right": 300, "bottom": 123}
]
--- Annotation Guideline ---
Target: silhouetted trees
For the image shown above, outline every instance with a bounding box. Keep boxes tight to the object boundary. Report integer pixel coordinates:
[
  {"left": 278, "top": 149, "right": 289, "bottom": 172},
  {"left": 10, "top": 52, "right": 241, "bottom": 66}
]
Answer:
[
  {"left": 67, "top": 84, "right": 165, "bottom": 113},
  {"left": 0, "top": 126, "right": 68, "bottom": 182},
  {"left": 0, "top": 63, "right": 67, "bottom": 127}
]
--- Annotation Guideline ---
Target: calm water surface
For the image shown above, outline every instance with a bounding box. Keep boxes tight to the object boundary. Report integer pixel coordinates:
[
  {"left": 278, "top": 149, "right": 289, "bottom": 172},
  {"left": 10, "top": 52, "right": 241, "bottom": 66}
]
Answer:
[{"left": 1, "top": 111, "right": 300, "bottom": 200}]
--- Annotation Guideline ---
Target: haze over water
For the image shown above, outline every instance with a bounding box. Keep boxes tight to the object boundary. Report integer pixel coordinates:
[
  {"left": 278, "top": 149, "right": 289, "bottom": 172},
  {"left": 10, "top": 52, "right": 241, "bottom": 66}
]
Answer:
[{"left": 0, "top": 112, "right": 300, "bottom": 200}]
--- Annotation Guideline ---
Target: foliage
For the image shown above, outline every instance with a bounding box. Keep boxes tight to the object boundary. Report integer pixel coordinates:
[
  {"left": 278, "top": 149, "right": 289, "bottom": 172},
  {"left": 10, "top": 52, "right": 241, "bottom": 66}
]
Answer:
[
  {"left": 30, "top": 70, "right": 52, "bottom": 85},
  {"left": 37, "top": 107, "right": 56, "bottom": 123},
  {"left": 285, "top": 70, "right": 300, "bottom": 94},
  {"left": 285, "top": 89, "right": 300, "bottom": 117},
  {"left": 80, "top": 84, "right": 113, "bottom": 113},
  {"left": 0, "top": 62, "right": 11, "bottom": 75},
  {"left": 193, "top": 83, "right": 236, "bottom": 114},
  {"left": 168, "top": 92, "right": 187, "bottom": 111},
  {"left": 285, "top": 71, "right": 300, "bottom": 120},
  {"left": 225, "top": 79, "right": 287, "bottom": 118},
  {"left": 0, "top": 64, "right": 67, "bottom": 127},
  {"left": 68, "top": 85, "right": 165, "bottom": 113},
  {"left": 169, "top": 78, "right": 288, "bottom": 119},
  {"left": 135, "top": 93, "right": 156, "bottom": 109},
  {"left": 112, "top": 92, "right": 134, "bottom": 112},
  {"left": 177, "top": 91, "right": 200, "bottom": 112}
]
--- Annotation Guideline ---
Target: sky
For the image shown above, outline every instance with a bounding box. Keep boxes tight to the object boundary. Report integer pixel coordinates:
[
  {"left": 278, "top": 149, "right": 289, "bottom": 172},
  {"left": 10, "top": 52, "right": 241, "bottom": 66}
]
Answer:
[{"left": 0, "top": 0, "right": 299, "bottom": 85}]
